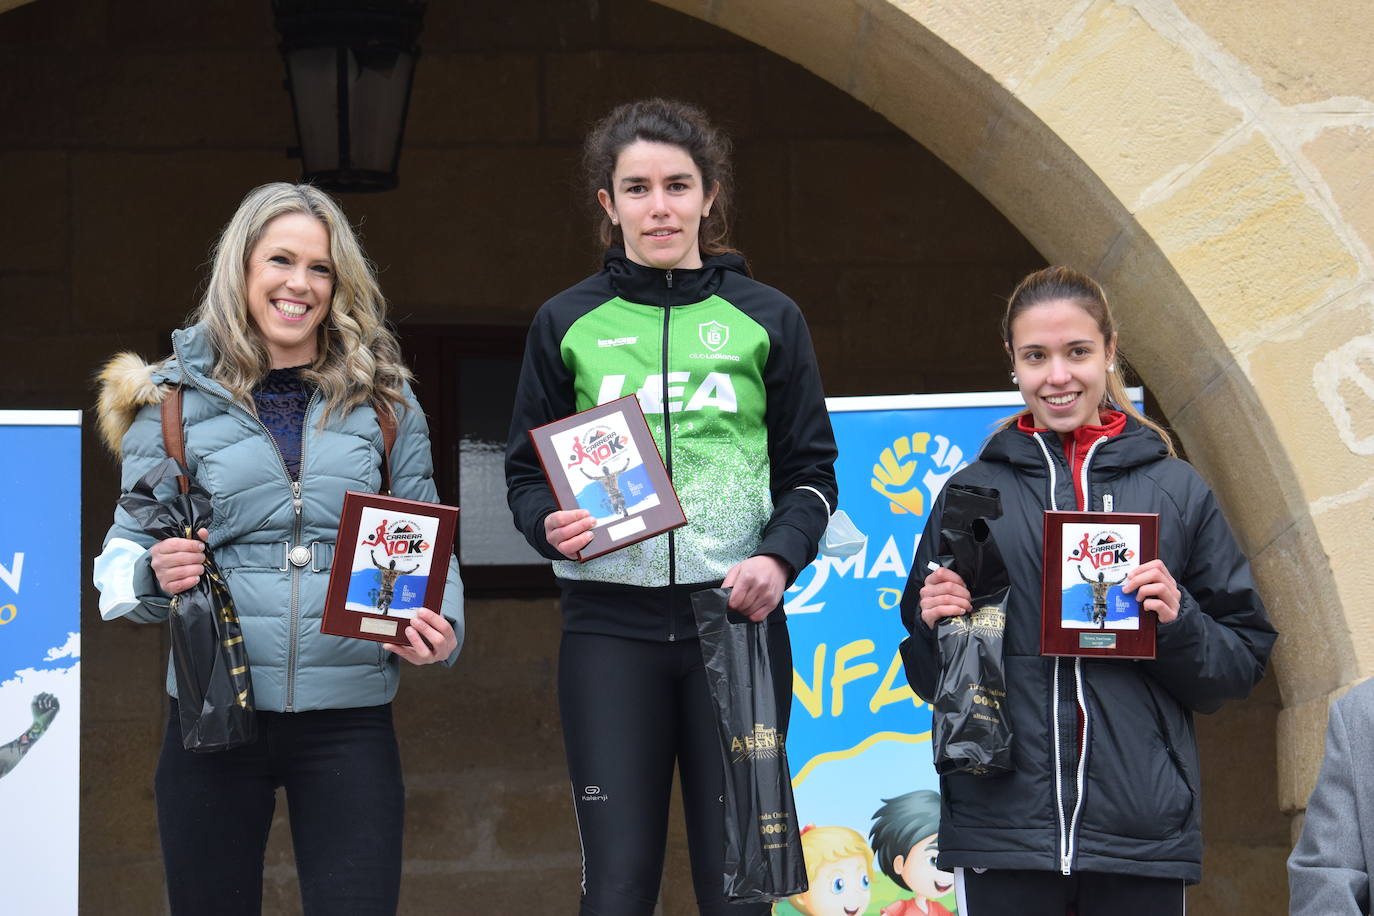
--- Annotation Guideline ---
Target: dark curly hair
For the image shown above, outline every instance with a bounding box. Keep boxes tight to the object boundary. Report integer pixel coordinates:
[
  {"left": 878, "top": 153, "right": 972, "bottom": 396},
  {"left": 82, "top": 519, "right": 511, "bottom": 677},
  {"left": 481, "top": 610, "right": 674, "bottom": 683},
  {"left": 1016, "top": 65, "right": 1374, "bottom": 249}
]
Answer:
[{"left": 581, "top": 97, "right": 738, "bottom": 257}]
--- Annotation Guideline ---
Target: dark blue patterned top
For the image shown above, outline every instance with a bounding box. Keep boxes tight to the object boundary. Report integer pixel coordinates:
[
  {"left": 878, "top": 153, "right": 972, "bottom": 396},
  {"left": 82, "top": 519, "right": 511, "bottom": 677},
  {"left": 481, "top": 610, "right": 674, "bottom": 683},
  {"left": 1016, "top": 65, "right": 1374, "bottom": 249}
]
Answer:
[{"left": 253, "top": 367, "right": 313, "bottom": 481}]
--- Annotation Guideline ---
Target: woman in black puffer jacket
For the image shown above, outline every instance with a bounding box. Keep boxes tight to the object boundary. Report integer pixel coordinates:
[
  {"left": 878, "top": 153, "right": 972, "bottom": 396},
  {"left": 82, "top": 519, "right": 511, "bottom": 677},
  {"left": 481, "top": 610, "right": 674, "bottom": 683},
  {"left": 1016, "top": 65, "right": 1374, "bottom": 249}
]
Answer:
[{"left": 900, "top": 266, "right": 1276, "bottom": 916}]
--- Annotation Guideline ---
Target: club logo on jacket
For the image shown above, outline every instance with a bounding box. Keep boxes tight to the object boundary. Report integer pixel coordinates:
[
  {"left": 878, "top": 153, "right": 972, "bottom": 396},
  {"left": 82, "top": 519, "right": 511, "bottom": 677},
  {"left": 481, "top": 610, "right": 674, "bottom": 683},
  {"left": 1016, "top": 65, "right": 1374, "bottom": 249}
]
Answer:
[{"left": 698, "top": 320, "right": 729, "bottom": 352}]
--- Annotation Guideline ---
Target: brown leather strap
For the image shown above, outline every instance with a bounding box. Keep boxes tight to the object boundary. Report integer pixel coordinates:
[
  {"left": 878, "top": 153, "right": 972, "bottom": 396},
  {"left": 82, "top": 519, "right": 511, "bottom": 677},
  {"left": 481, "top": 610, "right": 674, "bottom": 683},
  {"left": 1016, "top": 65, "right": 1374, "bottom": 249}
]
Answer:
[
  {"left": 159, "top": 386, "right": 189, "bottom": 494},
  {"left": 377, "top": 401, "right": 397, "bottom": 495}
]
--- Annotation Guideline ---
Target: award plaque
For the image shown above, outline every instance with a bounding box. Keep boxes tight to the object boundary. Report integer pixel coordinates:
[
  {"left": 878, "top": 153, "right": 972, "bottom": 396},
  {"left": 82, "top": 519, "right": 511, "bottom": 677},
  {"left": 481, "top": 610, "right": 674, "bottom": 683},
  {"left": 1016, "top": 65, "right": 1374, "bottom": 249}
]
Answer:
[
  {"left": 528, "top": 394, "right": 686, "bottom": 561},
  {"left": 1040, "top": 511, "right": 1159, "bottom": 659},
  {"left": 321, "top": 492, "right": 459, "bottom": 644}
]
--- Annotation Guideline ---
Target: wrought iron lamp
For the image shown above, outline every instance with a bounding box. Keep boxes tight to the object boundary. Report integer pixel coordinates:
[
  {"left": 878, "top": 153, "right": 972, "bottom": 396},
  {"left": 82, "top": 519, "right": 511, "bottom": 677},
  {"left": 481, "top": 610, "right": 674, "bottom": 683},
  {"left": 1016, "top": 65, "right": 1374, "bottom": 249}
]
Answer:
[{"left": 273, "top": 0, "right": 426, "bottom": 192}]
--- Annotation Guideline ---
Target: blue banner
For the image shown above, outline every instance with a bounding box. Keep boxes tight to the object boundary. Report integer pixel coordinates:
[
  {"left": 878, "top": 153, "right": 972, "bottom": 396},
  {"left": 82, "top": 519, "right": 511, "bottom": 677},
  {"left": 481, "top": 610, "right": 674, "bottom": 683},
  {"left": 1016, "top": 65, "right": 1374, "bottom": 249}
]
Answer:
[{"left": 0, "top": 411, "right": 81, "bottom": 915}]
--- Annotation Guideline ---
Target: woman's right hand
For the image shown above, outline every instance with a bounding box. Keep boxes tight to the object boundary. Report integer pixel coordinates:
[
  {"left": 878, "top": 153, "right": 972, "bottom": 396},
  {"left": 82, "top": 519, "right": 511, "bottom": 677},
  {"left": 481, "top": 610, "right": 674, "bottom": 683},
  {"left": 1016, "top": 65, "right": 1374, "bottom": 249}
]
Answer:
[
  {"left": 919, "top": 565, "right": 972, "bottom": 630},
  {"left": 544, "top": 509, "right": 596, "bottom": 560},
  {"left": 149, "top": 528, "right": 209, "bottom": 595}
]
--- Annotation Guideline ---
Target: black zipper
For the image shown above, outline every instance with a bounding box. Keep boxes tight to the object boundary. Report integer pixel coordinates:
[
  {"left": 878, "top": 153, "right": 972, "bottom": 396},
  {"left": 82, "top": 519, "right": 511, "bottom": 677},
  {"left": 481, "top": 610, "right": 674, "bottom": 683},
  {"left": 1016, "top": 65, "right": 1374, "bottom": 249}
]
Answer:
[{"left": 661, "top": 268, "right": 677, "bottom": 641}]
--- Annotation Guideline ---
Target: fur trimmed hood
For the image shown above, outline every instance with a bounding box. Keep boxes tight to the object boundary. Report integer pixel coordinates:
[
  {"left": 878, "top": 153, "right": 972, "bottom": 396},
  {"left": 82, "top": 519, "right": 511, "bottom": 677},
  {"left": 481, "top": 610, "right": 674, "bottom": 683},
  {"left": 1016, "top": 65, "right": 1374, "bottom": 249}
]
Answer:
[{"left": 95, "top": 352, "right": 169, "bottom": 456}]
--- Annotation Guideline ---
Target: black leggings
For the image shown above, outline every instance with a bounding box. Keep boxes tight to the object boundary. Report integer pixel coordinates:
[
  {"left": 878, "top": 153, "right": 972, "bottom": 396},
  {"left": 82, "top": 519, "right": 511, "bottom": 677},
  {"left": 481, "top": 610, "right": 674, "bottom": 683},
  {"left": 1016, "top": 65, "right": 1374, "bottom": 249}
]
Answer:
[
  {"left": 559, "top": 627, "right": 793, "bottom": 916},
  {"left": 154, "top": 700, "right": 405, "bottom": 916},
  {"left": 955, "top": 868, "right": 1186, "bottom": 915}
]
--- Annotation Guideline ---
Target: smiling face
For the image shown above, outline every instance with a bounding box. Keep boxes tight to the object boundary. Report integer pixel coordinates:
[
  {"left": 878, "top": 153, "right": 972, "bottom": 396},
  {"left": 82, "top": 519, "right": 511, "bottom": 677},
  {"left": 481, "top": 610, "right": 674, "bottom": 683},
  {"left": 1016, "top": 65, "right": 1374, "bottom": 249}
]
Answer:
[
  {"left": 245, "top": 212, "right": 334, "bottom": 368},
  {"left": 894, "top": 833, "right": 954, "bottom": 902},
  {"left": 597, "top": 139, "right": 717, "bottom": 271},
  {"left": 796, "top": 854, "right": 872, "bottom": 916},
  {"left": 1007, "top": 297, "right": 1116, "bottom": 435}
]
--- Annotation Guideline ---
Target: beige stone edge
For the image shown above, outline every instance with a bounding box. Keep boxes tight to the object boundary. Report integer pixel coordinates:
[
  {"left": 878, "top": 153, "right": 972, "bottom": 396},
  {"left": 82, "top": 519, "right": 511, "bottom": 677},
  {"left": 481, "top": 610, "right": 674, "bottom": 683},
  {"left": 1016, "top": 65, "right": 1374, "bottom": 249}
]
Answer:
[
  {"left": 646, "top": 0, "right": 1366, "bottom": 824},
  {"left": 0, "top": 0, "right": 36, "bottom": 14}
]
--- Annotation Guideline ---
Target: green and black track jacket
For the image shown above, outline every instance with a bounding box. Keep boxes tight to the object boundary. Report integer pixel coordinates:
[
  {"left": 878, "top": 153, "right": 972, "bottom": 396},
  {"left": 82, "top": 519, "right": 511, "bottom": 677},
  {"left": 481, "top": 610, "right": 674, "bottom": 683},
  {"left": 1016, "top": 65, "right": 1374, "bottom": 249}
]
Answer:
[{"left": 505, "top": 248, "right": 839, "bottom": 642}]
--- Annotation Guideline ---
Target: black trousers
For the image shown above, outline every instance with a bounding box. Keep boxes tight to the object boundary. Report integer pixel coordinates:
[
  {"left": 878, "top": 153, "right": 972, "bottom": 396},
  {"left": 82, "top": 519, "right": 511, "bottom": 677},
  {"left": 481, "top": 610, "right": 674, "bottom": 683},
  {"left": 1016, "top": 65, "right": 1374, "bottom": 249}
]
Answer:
[
  {"left": 955, "top": 867, "right": 1187, "bottom": 915},
  {"left": 154, "top": 700, "right": 405, "bottom": 916},
  {"left": 559, "top": 626, "right": 792, "bottom": 916}
]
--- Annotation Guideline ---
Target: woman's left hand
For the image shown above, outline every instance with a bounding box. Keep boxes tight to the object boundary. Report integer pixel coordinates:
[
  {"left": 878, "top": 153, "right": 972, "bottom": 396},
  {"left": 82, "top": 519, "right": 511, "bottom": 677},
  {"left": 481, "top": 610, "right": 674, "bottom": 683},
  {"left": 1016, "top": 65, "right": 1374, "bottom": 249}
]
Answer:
[
  {"left": 383, "top": 607, "right": 458, "bottom": 665},
  {"left": 1123, "top": 559, "right": 1181, "bottom": 624},
  {"left": 722, "top": 555, "right": 790, "bottom": 622}
]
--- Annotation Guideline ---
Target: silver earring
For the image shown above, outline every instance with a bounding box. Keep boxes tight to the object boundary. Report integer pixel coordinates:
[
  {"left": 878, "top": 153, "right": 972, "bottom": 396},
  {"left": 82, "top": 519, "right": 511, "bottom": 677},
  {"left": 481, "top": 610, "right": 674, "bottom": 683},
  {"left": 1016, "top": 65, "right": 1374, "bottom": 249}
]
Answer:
[
  {"left": 1108, "top": 363, "right": 1116, "bottom": 372},
  {"left": 1010, "top": 373, "right": 1019, "bottom": 385},
  {"left": 610, "top": 217, "right": 618, "bottom": 226}
]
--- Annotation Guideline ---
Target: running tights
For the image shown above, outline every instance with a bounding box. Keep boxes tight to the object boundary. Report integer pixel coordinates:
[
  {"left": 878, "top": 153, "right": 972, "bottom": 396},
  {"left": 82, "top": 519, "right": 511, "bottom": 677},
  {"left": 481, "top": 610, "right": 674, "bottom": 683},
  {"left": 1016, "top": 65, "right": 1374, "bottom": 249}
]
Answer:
[{"left": 559, "top": 627, "right": 792, "bottom": 916}]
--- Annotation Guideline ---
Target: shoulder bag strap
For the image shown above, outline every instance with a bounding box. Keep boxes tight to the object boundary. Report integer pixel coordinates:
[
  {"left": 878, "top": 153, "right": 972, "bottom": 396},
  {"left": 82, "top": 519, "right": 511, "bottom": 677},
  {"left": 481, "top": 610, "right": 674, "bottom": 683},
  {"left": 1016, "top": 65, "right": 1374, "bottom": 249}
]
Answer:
[{"left": 159, "top": 386, "right": 189, "bottom": 495}]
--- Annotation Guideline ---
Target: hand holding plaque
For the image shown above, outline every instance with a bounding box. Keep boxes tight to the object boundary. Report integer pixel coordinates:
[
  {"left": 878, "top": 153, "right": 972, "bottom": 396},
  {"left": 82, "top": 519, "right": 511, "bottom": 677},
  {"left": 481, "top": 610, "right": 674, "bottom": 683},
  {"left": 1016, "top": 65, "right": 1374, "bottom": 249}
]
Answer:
[
  {"left": 322, "top": 492, "right": 459, "bottom": 645},
  {"left": 528, "top": 395, "right": 686, "bottom": 561}
]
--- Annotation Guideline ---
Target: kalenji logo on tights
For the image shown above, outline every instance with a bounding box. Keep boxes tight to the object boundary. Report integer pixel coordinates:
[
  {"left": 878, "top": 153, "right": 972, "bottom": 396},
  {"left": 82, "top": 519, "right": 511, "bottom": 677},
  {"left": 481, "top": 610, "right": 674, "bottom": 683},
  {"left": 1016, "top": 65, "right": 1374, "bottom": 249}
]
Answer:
[{"left": 581, "top": 785, "right": 609, "bottom": 802}]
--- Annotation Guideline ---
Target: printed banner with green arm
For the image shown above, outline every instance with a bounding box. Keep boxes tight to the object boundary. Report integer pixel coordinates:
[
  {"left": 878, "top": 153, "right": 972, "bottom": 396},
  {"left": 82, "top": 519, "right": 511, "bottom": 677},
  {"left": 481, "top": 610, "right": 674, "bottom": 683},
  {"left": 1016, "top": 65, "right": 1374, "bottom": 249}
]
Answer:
[{"left": 0, "top": 410, "right": 80, "bottom": 916}]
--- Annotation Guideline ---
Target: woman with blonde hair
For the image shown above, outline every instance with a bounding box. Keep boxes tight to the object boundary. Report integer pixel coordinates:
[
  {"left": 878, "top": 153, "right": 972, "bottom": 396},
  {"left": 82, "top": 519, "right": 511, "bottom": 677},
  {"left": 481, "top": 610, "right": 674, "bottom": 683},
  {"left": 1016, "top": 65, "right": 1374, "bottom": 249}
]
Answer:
[{"left": 93, "top": 181, "right": 463, "bottom": 915}]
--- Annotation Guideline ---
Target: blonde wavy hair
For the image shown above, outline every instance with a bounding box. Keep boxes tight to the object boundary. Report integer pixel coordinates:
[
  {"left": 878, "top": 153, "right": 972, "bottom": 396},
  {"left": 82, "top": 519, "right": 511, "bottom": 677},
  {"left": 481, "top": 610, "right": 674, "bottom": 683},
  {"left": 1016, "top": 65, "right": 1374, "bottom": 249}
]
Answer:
[
  {"left": 189, "top": 182, "right": 411, "bottom": 424},
  {"left": 997, "top": 266, "right": 1176, "bottom": 456}
]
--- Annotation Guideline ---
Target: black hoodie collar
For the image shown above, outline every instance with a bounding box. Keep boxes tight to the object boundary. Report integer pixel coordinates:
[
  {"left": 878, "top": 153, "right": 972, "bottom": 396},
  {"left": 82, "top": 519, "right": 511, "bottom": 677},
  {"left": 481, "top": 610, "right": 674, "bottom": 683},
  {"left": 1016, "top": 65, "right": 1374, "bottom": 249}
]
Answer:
[
  {"left": 979, "top": 414, "right": 1169, "bottom": 475},
  {"left": 603, "top": 246, "right": 748, "bottom": 307}
]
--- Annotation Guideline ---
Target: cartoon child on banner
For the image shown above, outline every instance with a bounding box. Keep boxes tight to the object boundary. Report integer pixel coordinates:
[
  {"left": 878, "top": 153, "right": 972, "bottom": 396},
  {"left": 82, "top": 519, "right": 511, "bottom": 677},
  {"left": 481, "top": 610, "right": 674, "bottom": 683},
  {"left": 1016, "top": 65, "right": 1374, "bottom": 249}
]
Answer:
[
  {"left": 870, "top": 791, "right": 956, "bottom": 916},
  {"left": 781, "top": 825, "right": 875, "bottom": 916}
]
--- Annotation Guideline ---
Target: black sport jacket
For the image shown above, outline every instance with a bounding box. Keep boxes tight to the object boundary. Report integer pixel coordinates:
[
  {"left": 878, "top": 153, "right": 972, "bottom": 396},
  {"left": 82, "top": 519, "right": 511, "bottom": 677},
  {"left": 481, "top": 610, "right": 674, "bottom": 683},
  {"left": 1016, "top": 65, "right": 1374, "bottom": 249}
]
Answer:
[
  {"left": 899, "top": 418, "right": 1277, "bottom": 883},
  {"left": 506, "top": 249, "right": 838, "bottom": 641}
]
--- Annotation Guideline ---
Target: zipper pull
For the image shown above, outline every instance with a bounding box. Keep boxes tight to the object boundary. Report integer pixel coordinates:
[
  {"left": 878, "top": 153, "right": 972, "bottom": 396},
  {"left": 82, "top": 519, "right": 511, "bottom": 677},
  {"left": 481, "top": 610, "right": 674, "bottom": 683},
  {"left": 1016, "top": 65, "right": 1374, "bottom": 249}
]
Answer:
[
  {"left": 292, "top": 480, "right": 303, "bottom": 517},
  {"left": 1061, "top": 855, "right": 1072, "bottom": 875},
  {"left": 665, "top": 269, "right": 673, "bottom": 289},
  {"left": 1103, "top": 493, "right": 1113, "bottom": 512}
]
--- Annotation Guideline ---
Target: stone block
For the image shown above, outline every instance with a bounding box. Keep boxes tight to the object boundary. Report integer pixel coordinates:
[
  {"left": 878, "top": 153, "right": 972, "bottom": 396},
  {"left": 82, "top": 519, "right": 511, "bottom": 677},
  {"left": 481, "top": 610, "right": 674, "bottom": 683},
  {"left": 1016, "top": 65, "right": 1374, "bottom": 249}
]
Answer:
[
  {"left": 0, "top": 272, "right": 71, "bottom": 334},
  {"left": 106, "top": 0, "right": 275, "bottom": 49},
  {"left": 399, "top": 868, "right": 582, "bottom": 914},
  {"left": 423, "top": 0, "right": 601, "bottom": 53},
  {"left": 1189, "top": 840, "right": 1289, "bottom": 915},
  {"left": 669, "top": 0, "right": 863, "bottom": 95},
  {"left": 344, "top": 147, "right": 588, "bottom": 311},
  {"left": 3, "top": 332, "right": 141, "bottom": 406},
  {"left": 1277, "top": 683, "right": 1365, "bottom": 814},
  {"left": 752, "top": 54, "right": 897, "bottom": 139},
  {"left": 789, "top": 138, "right": 1033, "bottom": 265},
  {"left": 1304, "top": 127, "right": 1374, "bottom": 278},
  {"left": 406, "top": 53, "right": 540, "bottom": 146},
  {"left": 79, "top": 858, "right": 168, "bottom": 916},
  {"left": 888, "top": 0, "right": 1086, "bottom": 90},
  {"left": 1196, "top": 674, "right": 1287, "bottom": 843},
  {"left": 1175, "top": 0, "right": 1374, "bottom": 106},
  {"left": 0, "top": 152, "right": 67, "bottom": 271},
  {"left": 1246, "top": 287, "right": 1374, "bottom": 504},
  {"left": 0, "top": 0, "right": 106, "bottom": 49},
  {"left": 1018, "top": 0, "right": 1243, "bottom": 211},
  {"left": 1093, "top": 217, "right": 1233, "bottom": 419},
  {"left": 79, "top": 716, "right": 162, "bottom": 862},
  {"left": 69, "top": 151, "right": 309, "bottom": 332},
  {"left": 492, "top": 775, "right": 582, "bottom": 859},
  {"left": 1135, "top": 133, "right": 1359, "bottom": 349},
  {"left": 1313, "top": 494, "right": 1374, "bottom": 675},
  {"left": 544, "top": 49, "right": 763, "bottom": 143},
  {"left": 1252, "top": 513, "right": 1356, "bottom": 709},
  {"left": 606, "top": 0, "right": 747, "bottom": 51},
  {"left": 1167, "top": 360, "right": 1306, "bottom": 559}
]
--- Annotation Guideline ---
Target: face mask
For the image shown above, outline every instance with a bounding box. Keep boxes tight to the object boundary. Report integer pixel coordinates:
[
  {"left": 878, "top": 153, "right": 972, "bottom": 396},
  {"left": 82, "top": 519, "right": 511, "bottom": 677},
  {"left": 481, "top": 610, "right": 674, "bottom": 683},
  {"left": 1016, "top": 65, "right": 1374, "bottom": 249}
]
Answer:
[{"left": 819, "top": 509, "right": 866, "bottom": 558}]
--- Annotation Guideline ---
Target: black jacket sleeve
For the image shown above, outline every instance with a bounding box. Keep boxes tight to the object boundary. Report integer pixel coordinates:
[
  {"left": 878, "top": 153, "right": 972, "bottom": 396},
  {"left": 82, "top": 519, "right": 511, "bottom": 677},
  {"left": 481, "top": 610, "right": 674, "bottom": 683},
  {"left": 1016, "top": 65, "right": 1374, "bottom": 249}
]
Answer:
[
  {"left": 504, "top": 306, "right": 576, "bottom": 561},
  {"left": 753, "top": 298, "right": 839, "bottom": 583},
  {"left": 1143, "top": 472, "right": 1277, "bottom": 714}
]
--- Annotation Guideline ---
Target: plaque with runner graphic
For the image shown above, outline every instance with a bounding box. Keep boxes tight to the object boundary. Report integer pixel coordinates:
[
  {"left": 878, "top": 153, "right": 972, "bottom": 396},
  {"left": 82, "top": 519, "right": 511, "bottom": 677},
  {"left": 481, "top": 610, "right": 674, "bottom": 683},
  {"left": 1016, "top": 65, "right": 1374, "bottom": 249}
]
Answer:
[
  {"left": 529, "top": 394, "right": 686, "bottom": 561},
  {"left": 322, "top": 492, "right": 459, "bottom": 644},
  {"left": 1040, "top": 511, "right": 1159, "bottom": 659}
]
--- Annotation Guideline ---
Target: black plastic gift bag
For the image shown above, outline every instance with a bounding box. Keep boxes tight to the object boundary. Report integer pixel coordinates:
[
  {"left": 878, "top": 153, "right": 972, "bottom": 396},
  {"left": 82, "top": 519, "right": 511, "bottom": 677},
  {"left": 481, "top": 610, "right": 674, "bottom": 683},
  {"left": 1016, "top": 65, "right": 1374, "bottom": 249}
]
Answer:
[
  {"left": 118, "top": 457, "right": 257, "bottom": 752},
  {"left": 690, "top": 588, "right": 807, "bottom": 903},
  {"left": 928, "top": 484, "right": 1014, "bottom": 776}
]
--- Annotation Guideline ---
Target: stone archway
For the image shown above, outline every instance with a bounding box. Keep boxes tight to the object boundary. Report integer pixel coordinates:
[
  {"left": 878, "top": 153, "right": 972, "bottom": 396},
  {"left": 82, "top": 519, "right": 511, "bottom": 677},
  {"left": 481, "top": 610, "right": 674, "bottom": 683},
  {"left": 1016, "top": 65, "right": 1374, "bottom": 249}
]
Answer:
[{"left": 652, "top": 0, "right": 1374, "bottom": 848}]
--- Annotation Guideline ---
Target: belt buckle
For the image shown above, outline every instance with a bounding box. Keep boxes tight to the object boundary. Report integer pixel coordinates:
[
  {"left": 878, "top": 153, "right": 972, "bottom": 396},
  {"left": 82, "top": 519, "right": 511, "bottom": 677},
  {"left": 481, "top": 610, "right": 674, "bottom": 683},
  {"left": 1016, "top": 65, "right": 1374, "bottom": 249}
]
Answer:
[{"left": 288, "top": 544, "right": 312, "bottom": 568}]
